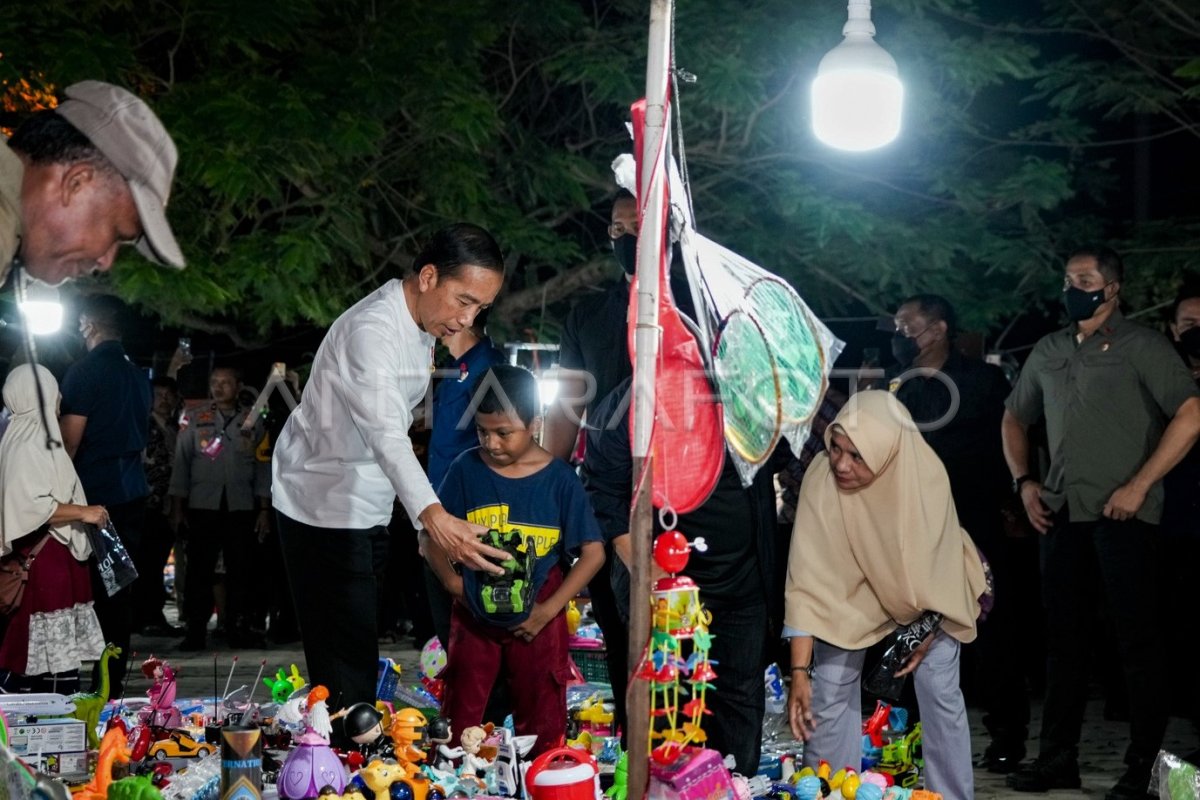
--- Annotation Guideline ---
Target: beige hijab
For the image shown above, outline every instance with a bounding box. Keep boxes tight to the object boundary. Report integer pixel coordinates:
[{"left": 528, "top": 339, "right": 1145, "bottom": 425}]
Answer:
[
  {"left": 0, "top": 364, "right": 92, "bottom": 559},
  {"left": 784, "top": 390, "right": 986, "bottom": 650}
]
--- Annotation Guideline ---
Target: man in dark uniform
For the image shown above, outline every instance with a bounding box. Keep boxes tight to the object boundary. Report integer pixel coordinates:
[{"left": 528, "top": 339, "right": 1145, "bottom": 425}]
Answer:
[
  {"left": 169, "top": 367, "right": 272, "bottom": 650},
  {"left": 60, "top": 294, "right": 152, "bottom": 693},
  {"left": 543, "top": 189, "right": 694, "bottom": 743},
  {"left": 881, "top": 293, "right": 1032, "bottom": 772}
]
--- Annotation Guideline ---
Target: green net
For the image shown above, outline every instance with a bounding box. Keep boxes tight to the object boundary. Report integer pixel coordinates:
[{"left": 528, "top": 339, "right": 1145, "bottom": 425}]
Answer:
[
  {"left": 713, "top": 311, "right": 781, "bottom": 464},
  {"left": 743, "top": 278, "right": 827, "bottom": 426}
]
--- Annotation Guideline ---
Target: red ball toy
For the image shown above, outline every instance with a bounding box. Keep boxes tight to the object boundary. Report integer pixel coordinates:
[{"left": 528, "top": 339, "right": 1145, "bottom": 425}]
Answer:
[{"left": 653, "top": 531, "right": 691, "bottom": 574}]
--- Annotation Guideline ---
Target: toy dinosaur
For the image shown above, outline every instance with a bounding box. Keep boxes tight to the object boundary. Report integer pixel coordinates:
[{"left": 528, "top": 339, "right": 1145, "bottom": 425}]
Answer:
[
  {"left": 68, "top": 642, "right": 122, "bottom": 749},
  {"left": 75, "top": 726, "right": 132, "bottom": 800},
  {"left": 108, "top": 774, "right": 163, "bottom": 800}
]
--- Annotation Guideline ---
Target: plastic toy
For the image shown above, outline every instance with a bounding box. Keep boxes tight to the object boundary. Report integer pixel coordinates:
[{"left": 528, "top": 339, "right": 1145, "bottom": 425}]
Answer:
[
  {"left": 490, "top": 727, "right": 538, "bottom": 798},
  {"left": 566, "top": 601, "right": 582, "bottom": 636},
  {"left": 604, "top": 750, "right": 628, "bottom": 800},
  {"left": 420, "top": 638, "right": 448, "bottom": 681},
  {"left": 76, "top": 726, "right": 133, "bottom": 800},
  {"left": 148, "top": 730, "right": 217, "bottom": 760},
  {"left": 67, "top": 642, "right": 122, "bottom": 748},
  {"left": 525, "top": 747, "right": 598, "bottom": 800},
  {"left": 575, "top": 695, "right": 614, "bottom": 735},
  {"left": 139, "top": 656, "right": 184, "bottom": 729},
  {"left": 427, "top": 716, "right": 464, "bottom": 771},
  {"left": 265, "top": 665, "right": 307, "bottom": 704},
  {"left": 458, "top": 725, "right": 496, "bottom": 780},
  {"left": 277, "top": 686, "right": 348, "bottom": 799},
  {"left": 335, "top": 702, "right": 390, "bottom": 764},
  {"left": 874, "top": 723, "right": 923, "bottom": 789},
  {"left": 633, "top": 531, "right": 715, "bottom": 763},
  {"left": 108, "top": 775, "right": 164, "bottom": 800},
  {"left": 479, "top": 528, "right": 536, "bottom": 614},
  {"left": 389, "top": 707, "right": 430, "bottom": 768}
]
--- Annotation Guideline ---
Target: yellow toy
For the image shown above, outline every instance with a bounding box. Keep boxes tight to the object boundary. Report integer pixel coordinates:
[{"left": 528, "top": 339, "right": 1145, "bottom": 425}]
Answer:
[
  {"left": 75, "top": 727, "right": 132, "bottom": 800},
  {"left": 566, "top": 600, "right": 582, "bottom": 635}
]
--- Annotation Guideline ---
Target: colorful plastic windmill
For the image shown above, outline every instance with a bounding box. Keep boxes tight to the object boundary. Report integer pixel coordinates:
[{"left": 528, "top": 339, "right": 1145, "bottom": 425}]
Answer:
[{"left": 634, "top": 531, "right": 718, "bottom": 764}]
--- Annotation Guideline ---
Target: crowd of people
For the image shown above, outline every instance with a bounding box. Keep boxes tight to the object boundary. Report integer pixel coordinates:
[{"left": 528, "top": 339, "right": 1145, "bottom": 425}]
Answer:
[{"left": 1, "top": 79, "right": 1198, "bottom": 800}]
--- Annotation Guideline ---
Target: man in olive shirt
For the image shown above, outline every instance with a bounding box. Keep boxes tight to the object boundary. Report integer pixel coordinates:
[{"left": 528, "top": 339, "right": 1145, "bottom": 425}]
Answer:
[{"left": 1001, "top": 246, "right": 1200, "bottom": 799}]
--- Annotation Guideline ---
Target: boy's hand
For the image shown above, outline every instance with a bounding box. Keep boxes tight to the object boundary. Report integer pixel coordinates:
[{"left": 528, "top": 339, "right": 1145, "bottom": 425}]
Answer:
[{"left": 510, "top": 603, "right": 554, "bottom": 642}]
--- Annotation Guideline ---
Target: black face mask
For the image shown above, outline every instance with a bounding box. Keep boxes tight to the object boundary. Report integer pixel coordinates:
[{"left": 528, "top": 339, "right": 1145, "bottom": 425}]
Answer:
[
  {"left": 891, "top": 333, "right": 920, "bottom": 365},
  {"left": 612, "top": 234, "right": 638, "bottom": 276},
  {"left": 1062, "top": 284, "right": 1110, "bottom": 322},
  {"left": 1179, "top": 327, "right": 1200, "bottom": 359}
]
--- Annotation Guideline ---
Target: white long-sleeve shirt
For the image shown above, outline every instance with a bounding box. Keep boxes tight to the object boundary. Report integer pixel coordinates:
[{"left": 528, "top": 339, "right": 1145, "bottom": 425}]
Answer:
[{"left": 272, "top": 279, "right": 439, "bottom": 530}]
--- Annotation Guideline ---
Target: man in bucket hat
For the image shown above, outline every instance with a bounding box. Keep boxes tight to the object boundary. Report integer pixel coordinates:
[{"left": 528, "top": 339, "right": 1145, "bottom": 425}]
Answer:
[{"left": 1, "top": 80, "right": 184, "bottom": 287}]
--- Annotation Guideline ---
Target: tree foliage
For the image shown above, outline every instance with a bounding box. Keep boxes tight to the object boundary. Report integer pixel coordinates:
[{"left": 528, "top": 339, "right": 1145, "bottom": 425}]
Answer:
[{"left": 2, "top": 0, "right": 1197, "bottom": 352}]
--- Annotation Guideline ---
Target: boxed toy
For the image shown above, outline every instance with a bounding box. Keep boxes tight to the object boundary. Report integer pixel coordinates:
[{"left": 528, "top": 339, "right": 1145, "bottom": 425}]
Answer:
[
  {"left": 7, "top": 717, "right": 89, "bottom": 779},
  {"left": 649, "top": 748, "right": 734, "bottom": 800}
]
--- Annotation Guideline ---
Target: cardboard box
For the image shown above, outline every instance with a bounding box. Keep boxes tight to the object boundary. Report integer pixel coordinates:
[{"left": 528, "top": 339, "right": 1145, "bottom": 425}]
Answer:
[{"left": 8, "top": 718, "right": 89, "bottom": 779}]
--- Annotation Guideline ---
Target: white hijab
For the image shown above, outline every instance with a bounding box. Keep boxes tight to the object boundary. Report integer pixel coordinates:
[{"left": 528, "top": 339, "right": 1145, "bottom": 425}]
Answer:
[{"left": 0, "top": 364, "right": 91, "bottom": 559}]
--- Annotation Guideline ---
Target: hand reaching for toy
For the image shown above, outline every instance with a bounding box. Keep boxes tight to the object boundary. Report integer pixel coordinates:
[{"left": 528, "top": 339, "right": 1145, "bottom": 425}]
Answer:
[
  {"left": 420, "top": 504, "right": 508, "bottom": 575},
  {"left": 510, "top": 603, "right": 554, "bottom": 642}
]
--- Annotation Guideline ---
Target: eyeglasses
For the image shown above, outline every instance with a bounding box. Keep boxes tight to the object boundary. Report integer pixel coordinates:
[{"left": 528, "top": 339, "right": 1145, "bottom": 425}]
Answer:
[
  {"left": 894, "top": 321, "right": 931, "bottom": 339},
  {"left": 608, "top": 221, "right": 638, "bottom": 238},
  {"left": 1063, "top": 276, "right": 1113, "bottom": 292}
]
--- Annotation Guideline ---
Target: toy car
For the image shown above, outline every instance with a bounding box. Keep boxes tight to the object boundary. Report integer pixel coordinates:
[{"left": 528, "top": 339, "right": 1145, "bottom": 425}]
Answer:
[{"left": 147, "top": 730, "right": 217, "bottom": 760}]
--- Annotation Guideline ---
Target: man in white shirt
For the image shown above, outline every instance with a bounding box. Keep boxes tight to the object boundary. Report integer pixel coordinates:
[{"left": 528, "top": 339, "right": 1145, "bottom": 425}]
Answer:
[{"left": 272, "top": 223, "right": 509, "bottom": 714}]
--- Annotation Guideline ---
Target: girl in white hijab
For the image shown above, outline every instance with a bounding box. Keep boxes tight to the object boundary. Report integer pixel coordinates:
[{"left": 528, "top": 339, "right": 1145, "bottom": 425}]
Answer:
[
  {"left": 0, "top": 364, "right": 107, "bottom": 692},
  {"left": 784, "top": 391, "right": 988, "bottom": 799}
]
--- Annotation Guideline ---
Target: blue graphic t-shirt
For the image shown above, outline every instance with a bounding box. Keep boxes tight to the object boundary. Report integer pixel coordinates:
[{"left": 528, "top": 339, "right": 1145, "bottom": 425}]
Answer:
[{"left": 437, "top": 448, "right": 603, "bottom": 627}]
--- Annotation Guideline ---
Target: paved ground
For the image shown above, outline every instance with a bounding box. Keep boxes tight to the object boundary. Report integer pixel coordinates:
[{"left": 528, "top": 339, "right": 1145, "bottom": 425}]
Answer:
[{"left": 132, "top": 615, "right": 1195, "bottom": 800}]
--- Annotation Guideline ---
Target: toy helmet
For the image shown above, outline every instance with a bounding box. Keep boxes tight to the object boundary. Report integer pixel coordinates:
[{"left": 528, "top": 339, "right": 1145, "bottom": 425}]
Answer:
[
  {"left": 427, "top": 716, "right": 451, "bottom": 742},
  {"left": 391, "top": 707, "right": 428, "bottom": 742},
  {"left": 343, "top": 703, "right": 385, "bottom": 740}
]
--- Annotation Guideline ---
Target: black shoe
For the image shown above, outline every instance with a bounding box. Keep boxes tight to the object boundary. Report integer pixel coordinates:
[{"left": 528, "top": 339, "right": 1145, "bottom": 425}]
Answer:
[
  {"left": 1006, "top": 752, "right": 1082, "bottom": 792},
  {"left": 978, "top": 740, "right": 1026, "bottom": 774},
  {"left": 141, "top": 622, "right": 185, "bottom": 637},
  {"left": 178, "top": 636, "right": 206, "bottom": 652},
  {"left": 1105, "top": 762, "right": 1154, "bottom": 799}
]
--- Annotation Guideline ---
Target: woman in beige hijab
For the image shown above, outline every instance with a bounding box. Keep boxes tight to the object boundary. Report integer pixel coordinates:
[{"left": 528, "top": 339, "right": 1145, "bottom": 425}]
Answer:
[
  {"left": 0, "top": 364, "right": 108, "bottom": 692},
  {"left": 784, "top": 391, "right": 987, "bottom": 798}
]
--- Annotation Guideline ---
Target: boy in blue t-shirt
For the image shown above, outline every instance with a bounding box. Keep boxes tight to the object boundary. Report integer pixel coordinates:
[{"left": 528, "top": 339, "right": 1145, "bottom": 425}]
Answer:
[{"left": 423, "top": 365, "right": 605, "bottom": 756}]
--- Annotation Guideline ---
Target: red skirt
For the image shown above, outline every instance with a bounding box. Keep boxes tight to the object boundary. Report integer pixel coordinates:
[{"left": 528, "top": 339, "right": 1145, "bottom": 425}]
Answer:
[{"left": 0, "top": 532, "right": 105, "bottom": 675}]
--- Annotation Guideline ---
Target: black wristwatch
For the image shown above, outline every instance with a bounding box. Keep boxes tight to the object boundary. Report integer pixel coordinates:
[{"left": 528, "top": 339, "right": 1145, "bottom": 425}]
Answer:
[
  {"left": 791, "top": 662, "right": 816, "bottom": 680},
  {"left": 1012, "top": 474, "right": 1034, "bottom": 495}
]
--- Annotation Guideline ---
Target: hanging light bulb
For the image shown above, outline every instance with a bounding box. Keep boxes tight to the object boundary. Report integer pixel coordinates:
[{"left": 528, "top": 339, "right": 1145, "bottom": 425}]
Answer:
[{"left": 812, "top": 0, "right": 904, "bottom": 152}]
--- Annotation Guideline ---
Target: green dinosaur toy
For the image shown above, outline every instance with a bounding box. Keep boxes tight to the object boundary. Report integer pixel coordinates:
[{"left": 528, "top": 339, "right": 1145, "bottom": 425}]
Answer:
[{"left": 67, "top": 642, "right": 122, "bottom": 749}]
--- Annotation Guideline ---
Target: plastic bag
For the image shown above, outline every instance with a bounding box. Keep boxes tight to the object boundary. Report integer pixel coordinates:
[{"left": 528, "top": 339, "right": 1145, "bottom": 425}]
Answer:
[
  {"left": 1150, "top": 750, "right": 1200, "bottom": 799},
  {"left": 864, "top": 612, "right": 943, "bottom": 702},
  {"left": 86, "top": 521, "right": 138, "bottom": 597}
]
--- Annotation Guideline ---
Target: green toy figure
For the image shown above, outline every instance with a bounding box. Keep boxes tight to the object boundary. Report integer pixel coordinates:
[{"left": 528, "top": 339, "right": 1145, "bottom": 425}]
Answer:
[
  {"left": 67, "top": 643, "right": 122, "bottom": 749},
  {"left": 605, "top": 750, "right": 628, "bottom": 800}
]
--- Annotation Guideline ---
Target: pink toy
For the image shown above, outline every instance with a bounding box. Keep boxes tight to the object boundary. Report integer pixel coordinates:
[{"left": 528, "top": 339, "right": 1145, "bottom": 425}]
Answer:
[
  {"left": 648, "top": 747, "right": 734, "bottom": 800},
  {"left": 277, "top": 686, "right": 348, "bottom": 799},
  {"left": 139, "top": 656, "right": 183, "bottom": 728}
]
